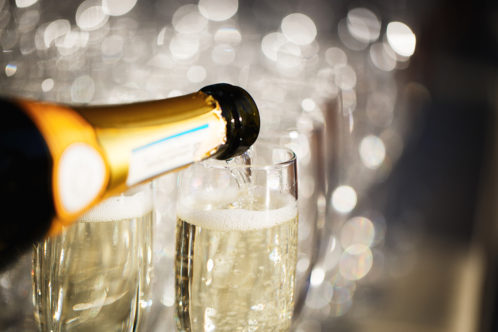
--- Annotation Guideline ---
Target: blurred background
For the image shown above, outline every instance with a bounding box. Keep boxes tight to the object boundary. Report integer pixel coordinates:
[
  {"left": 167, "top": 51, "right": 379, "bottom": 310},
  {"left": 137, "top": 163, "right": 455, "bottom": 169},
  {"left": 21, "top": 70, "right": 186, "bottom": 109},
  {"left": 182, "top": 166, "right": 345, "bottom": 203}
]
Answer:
[{"left": 0, "top": 0, "right": 497, "bottom": 331}]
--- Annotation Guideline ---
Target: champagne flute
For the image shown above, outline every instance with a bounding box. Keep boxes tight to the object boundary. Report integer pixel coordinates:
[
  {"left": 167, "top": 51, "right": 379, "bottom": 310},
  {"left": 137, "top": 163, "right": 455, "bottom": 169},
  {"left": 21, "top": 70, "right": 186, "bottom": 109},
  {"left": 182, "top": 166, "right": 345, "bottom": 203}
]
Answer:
[
  {"left": 175, "top": 144, "right": 298, "bottom": 331},
  {"left": 32, "top": 185, "right": 153, "bottom": 332}
]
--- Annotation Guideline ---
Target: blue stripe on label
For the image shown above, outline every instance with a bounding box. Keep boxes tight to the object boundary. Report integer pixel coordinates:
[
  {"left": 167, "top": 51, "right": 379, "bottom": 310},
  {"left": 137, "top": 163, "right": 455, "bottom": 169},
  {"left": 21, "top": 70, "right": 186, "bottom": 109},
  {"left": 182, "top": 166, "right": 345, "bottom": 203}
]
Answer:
[{"left": 133, "top": 123, "right": 209, "bottom": 152}]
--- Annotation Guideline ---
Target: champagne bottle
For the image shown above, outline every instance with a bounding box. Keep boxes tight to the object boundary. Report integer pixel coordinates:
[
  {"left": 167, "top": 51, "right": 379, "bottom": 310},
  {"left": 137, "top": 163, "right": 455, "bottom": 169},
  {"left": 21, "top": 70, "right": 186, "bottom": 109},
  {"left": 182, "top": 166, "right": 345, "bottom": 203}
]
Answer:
[{"left": 0, "top": 83, "right": 260, "bottom": 269}]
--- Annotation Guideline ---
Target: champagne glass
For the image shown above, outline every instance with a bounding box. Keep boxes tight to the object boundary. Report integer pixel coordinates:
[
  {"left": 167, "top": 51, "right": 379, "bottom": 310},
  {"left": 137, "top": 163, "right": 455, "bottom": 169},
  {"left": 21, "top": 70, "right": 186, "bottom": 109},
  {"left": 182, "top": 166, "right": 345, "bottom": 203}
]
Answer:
[
  {"left": 258, "top": 113, "right": 327, "bottom": 323},
  {"left": 175, "top": 144, "right": 298, "bottom": 331},
  {"left": 32, "top": 184, "right": 153, "bottom": 332}
]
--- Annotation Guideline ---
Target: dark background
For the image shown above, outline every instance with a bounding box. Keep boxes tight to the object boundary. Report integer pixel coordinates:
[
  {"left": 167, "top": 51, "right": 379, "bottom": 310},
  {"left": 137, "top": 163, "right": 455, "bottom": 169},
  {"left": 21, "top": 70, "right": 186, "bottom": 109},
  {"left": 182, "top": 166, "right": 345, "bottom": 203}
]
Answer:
[{"left": 364, "top": 0, "right": 497, "bottom": 330}]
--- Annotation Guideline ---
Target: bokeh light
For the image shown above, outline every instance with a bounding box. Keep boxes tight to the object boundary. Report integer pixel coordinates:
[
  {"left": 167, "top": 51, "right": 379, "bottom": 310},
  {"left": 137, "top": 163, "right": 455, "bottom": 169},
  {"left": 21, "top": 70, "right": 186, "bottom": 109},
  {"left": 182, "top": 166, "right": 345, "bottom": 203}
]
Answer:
[
  {"left": 41, "top": 78, "right": 54, "bottom": 92},
  {"left": 310, "top": 267, "right": 325, "bottom": 287},
  {"left": 301, "top": 98, "right": 316, "bottom": 112},
  {"left": 281, "top": 13, "right": 317, "bottom": 46},
  {"left": 169, "top": 34, "right": 200, "bottom": 60},
  {"left": 334, "top": 65, "right": 357, "bottom": 90},
  {"left": 101, "top": 35, "right": 124, "bottom": 60},
  {"left": 305, "top": 281, "right": 334, "bottom": 309},
  {"left": 76, "top": 0, "right": 108, "bottom": 31},
  {"left": 71, "top": 75, "right": 95, "bottom": 103},
  {"left": 198, "top": 0, "right": 238, "bottom": 22},
  {"left": 187, "top": 65, "right": 207, "bottom": 83},
  {"left": 339, "top": 244, "right": 373, "bottom": 280},
  {"left": 276, "top": 42, "right": 302, "bottom": 73},
  {"left": 297, "top": 256, "right": 310, "bottom": 274},
  {"left": 261, "top": 32, "right": 287, "bottom": 61},
  {"left": 214, "top": 27, "right": 242, "bottom": 45},
  {"left": 369, "top": 42, "right": 397, "bottom": 71},
  {"left": 347, "top": 8, "right": 380, "bottom": 43},
  {"left": 5, "top": 63, "right": 17, "bottom": 77},
  {"left": 15, "top": 0, "right": 37, "bottom": 8},
  {"left": 338, "top": 18, "right": 368, "bottom": 51},
  {"left": 102, "top": 0, "right": 137, "bottom": 16},
  {"left": 56, "top": 29, "right": 89, "bottom": 56},
  {"left": 386, "top": 21, "right": 416, "bottom": 57},
  {"left": 340, "top": 216, "right": 376, "bottom": 248},
  {"left": 359, "top": 135, "right": 386, "bottom": 169},
  {"left": 324, "top": 47, "right": 347, "bottom": 67},
  {"left": 328, "top": 278, "right": 355, "bottom": 316},
  {"left": 172, "top": 4, "right": 207, "bottom": 34},
  {"left": 332, "top": 185, "right": 357, "bottom": 214},
  {"left": 44, "top": 19, "right": 70, "bottom": 48}
]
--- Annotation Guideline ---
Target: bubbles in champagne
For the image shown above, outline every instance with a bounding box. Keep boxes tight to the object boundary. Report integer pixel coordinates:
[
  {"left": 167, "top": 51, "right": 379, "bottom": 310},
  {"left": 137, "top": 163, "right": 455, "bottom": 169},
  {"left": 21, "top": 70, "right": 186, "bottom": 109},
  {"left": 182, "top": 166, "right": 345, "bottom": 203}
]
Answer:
[
  {"left": 175, "top": 191, "right": 298, "bottom": 331},
  {"left": 177, "top": 190, "right": 297, "bottom": 231}
]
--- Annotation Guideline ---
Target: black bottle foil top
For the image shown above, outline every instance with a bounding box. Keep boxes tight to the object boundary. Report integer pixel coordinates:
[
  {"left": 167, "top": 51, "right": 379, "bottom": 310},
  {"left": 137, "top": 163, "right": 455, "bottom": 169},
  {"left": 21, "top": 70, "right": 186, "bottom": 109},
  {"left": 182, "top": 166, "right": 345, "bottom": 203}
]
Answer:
[{"left": 201, "top": 83, "right": 260, "bottom": 160}]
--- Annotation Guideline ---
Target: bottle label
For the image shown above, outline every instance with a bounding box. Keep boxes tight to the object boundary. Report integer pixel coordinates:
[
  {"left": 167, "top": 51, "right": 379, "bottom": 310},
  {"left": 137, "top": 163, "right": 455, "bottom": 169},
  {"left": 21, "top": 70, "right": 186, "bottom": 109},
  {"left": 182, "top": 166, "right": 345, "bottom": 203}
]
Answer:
[{"left": 127, "top": 123, "right": 213, "bottom": 186}]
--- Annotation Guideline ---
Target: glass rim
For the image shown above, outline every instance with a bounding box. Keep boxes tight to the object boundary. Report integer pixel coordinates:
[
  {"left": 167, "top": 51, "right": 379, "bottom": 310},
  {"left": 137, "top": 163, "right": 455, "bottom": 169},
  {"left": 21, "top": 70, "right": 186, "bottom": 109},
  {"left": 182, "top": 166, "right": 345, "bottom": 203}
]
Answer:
[{"left": 202, "top": 143, "right": 296, "bottom": 171}]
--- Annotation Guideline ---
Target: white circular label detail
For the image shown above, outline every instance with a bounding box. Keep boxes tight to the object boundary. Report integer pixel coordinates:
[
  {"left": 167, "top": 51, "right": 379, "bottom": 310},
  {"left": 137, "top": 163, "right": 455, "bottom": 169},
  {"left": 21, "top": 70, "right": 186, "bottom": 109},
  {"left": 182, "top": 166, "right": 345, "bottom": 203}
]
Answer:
[{"left": 58, "top": 143, "right": 106, "bottom": 213}]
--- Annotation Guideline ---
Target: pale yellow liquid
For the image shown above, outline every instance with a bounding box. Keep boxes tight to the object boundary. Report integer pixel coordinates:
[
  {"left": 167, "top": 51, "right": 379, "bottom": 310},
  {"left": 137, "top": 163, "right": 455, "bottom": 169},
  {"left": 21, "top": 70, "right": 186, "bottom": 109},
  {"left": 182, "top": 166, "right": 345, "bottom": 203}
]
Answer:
[
  {"left": 175, "top": 209, "right": 298, "bottom": 332},
  {"left": 32, "top": 211, "right": 153, "bottom": 332}
]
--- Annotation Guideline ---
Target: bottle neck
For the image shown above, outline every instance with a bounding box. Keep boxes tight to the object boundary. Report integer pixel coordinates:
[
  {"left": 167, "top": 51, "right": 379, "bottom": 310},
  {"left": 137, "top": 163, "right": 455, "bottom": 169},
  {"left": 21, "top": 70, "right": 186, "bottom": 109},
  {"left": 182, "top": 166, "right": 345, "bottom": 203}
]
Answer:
[
  {"left": 75, "top": 92, "right": 219, "bottom": 128},
  {"left": 75, "top": 92, "right": 228, "bottom": 195}
]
